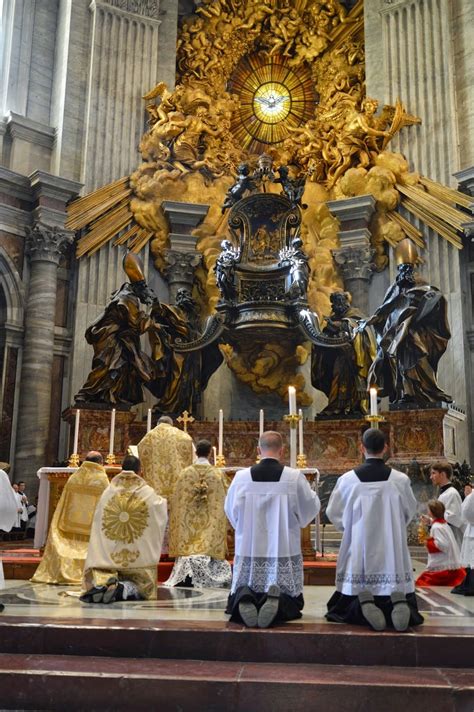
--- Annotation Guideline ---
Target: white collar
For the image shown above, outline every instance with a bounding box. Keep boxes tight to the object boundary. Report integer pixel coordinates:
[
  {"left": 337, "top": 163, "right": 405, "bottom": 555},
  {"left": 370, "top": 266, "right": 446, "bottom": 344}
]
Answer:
[{"left": 196, "top": 457, "right": 210, "bottom": 464}]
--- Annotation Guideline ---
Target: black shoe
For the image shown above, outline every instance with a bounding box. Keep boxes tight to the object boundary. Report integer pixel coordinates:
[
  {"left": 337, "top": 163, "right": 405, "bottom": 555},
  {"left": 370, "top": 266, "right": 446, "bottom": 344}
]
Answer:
[
  {"left": 0, "top": 603, "right": 4, "bottom": 613},
  {"left": 358, "top": 590, "right": 386, "bottom": 631},
  {"left": 238, "top": 599, "right": 258, "bottom": 627},
  {"left": 257, "top": 585, "right": 280, "bottom": 629},
  {"left": 80, "top": 585, "right": 107, "bottom": 604},
  {"left": 390, "top": 591, "right": 411, "bottom": 632}
]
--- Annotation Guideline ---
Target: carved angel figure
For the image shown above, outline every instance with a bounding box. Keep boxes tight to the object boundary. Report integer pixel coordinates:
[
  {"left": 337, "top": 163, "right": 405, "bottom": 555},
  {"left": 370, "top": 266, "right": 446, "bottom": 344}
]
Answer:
[
  {"left": 222, "top": 163, "right": 256, "bottom": 211},
  {"left": 279, "top": 237, "right": 310, "bottom": 299},
  {"left": 214, "top": 239, "right": 240, "bottom": 302}
]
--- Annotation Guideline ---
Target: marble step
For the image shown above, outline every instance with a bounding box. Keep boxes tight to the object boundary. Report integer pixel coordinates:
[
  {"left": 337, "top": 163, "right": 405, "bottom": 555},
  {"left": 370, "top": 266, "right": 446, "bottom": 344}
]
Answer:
[
  {"left": 0, "top": 653, "right": 472, "bottom": 711},
  {"left": 0, "top": 617, "right": 472, "bottom": 669}
]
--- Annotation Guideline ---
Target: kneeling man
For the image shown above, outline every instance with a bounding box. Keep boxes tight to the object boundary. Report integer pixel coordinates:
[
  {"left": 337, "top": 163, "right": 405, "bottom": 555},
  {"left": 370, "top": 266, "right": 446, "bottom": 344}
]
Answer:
[
  {"left": 81, "top": 455, "right": 167, "bottom": 603},
  {"left": 225, "top": 431, "right": 320, "bottom": 628},
  {"left": 325, "top": 428, "right": 424, "bottom": 631}
]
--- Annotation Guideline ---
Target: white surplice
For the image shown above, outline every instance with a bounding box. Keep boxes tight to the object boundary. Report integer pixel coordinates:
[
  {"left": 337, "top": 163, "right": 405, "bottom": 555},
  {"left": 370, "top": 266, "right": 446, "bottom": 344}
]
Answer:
[
  {"left": 427, "top": 521, "right": 462, "bottom": 571},
  {"left": 460, "top": 492, "right": 474, "bottom": 567},
  {"left": 326, "top": 468, "right": 417, "bottom": 596},
  {"left": 0, "top": 469, "right": 19, "bottom": 589},
  {"left": 438, "top": 485, "right": 465, "bottom": 547},
  {"left": 225, "top": 467, "right": 320, "bottom": 597}
]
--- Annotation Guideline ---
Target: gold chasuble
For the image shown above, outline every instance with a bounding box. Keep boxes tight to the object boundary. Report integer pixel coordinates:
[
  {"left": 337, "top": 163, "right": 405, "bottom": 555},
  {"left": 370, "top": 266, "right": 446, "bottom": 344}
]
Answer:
[
  {"left": 31, "top": 461, "right": 109, "bottom": 585},
  {"left": 83, "top": 471, "right": 167, "bottom": 600},
  {"left": 138, "top": 422, "right": 193, "bottom": 497},
  {"left": 168, "top": 464, "right": 228, "bottom": 560}
]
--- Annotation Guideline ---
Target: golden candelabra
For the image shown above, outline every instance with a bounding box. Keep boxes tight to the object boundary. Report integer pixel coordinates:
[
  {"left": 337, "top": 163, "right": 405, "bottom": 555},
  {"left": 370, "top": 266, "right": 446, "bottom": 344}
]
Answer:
[
  {"left": 364, "top": 414, "right": 386, "bottom": 429},
  {"left": 216, "top": 454, "right": 226, "bottom": 467},
  {"left": 283, "top": 413, "right": 302, "bottom": 428},
  {"left": 296, "top": 453, "right": 308, "bottom": 468},
  {"left": 106, "top": 453, "right": 116, "bottom": 465},
  {"left": 68, "top": 453, "right": 80, "bottom": 467}
]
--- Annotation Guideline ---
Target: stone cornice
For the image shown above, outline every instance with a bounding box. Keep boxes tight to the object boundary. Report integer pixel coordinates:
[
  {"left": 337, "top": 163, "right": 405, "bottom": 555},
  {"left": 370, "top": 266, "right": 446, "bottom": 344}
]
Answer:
[
  {"left": 326, "top": 195, "right": 376, "bottom": 226},
  {"left": 91, "top": 0, "right": 161, "bottom": 23},
  {"left": 29, "top": 170, "right": 83, "bottom": 204},
  {"left": 0, "top": 204, "right": 33, "bottom": 235},
  {"left": 6, "top": 111, "right": 55, "bottom": 149},
  {"left": 0, "top": 166, "right": 33, "bottom": 202}
]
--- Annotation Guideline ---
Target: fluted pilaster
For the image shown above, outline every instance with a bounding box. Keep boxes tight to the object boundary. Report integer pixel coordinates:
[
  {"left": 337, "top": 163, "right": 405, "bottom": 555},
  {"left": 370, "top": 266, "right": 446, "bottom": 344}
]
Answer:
[{"left": 14, "top": 223, "right": 74, "bottom": 490}]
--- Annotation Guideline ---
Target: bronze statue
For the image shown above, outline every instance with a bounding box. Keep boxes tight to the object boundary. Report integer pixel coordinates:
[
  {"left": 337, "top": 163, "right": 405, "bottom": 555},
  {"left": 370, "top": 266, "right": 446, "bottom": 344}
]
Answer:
[
  {"left": 363, "top": 239, "right": 452, "bottom": 405},
  {"left": 75, "top": 254, "right": 156, "bottom": 406},
  {"left": 311, "top": 291, "right": 376, "bottom": 416},
  {"left": 222, "top": 163, "right": 255, "bottom": 212},
  {"left": 275, "top": 166, "right": 307, "bottom": 208},
  {"left": 214, "top": 239, "right": 240, "bottom": 302},
  {"left": 147, "top": 288, "right": 223, "bottom": 417}
]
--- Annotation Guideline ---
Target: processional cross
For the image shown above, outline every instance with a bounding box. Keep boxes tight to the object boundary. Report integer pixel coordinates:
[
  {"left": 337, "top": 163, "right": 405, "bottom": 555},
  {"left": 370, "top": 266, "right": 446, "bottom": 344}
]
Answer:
[{"left": 177, "top": 410, "right": 195, "bottom": 433}]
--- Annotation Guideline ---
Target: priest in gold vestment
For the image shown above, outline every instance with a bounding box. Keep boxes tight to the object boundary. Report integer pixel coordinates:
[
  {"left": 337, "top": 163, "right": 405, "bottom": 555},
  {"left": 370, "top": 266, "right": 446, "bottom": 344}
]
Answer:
[
  {"left": 138, "top": 415, "right": 194, "bottom": 497},
  {"left": 31, "top": 452, "right": 109, "bottom": 585},
  {"left": 81, "top": 455, "right": 167, "bottom": 603},
  {"left": 165, "top": 440, "right": 231, "bottom": 588}
]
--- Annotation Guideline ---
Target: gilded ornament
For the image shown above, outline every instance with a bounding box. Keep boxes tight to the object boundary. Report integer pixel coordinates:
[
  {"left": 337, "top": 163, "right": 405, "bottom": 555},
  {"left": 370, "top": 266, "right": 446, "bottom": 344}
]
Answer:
[{"left": 102, "top": 493, "right": 149, "bottom": 543}]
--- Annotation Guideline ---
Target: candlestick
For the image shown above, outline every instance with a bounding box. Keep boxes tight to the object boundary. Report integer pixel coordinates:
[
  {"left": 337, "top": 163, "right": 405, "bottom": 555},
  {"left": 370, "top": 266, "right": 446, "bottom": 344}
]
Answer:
[
  {"left": 369, "top": 387, "right": 378, "bottom": 417},
  {"left": 288, "top": 386, "right": 297, "bottom": 415},
  {"left": 288, "top": 386, "right": 297, "bottom": 468},
  {"left": 109, "top": 408, "right": 116, "bottom": 455},
  {"left": 298, "top": 408, "right": 304, "bottom": 455},
  {"left": 218, "top": 409, "right": 224, "bottom": 457},
  {"left": 212, "top": 446, "right": 217, "bottom": 466},
  {"left": 72, "top": 408, "right": 80, "bottom": 454},
  {"left": 147, "top": 408, "right": 152, "bottom": 433},
  {"left": 259, "top": 409, "right": 264, "bottom": 437}
]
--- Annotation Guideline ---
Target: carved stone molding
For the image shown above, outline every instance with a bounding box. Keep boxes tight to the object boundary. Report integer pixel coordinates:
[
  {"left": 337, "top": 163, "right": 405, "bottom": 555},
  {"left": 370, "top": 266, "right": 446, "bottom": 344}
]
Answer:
[
  {"left": 332, "top": 246, "right": 375, "bottom": 282},
  {"left": 101, "top": 0, "right": 160, "bottom": 18},
  {"left": 25, "top": 223, "right": 74, "bottom": 265}
]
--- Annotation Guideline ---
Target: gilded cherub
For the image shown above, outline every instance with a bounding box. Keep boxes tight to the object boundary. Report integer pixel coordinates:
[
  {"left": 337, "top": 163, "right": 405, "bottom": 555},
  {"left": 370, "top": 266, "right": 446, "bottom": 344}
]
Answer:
[{"left": 269, "top": 9, "right": 301, "bottom": 57}]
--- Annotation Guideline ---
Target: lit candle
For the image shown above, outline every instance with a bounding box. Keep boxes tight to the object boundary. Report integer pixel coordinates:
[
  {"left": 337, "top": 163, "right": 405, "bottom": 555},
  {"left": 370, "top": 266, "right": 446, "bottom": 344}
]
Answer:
[
  {"left": 72, "top": 409, "right": 80, "bottom": 454},
  {"left": 369, "top": 388, "right": 378, "bottom": 417},
  {"left": 288, "top": 386, "right": 297, "bottom": 468},
  {"left": 259, "top": 409, "right": 264, "bottom": 437},
  {"left": 218, "top": 409, "right": 224, "bottom": 457},
  {"left": 109, "top": 408, "right": 116, "bottom": 455},
  {"left": 212, "top": 446, "right": 217, "bottom": 466},
  {"left": 298, "top": 408, "right": 304, "bottom": 456},
  {"left": 147, "top": 408, "right": 152, "bottom": 433},
  {"left": 288, "top": 386, "right": 297, "bottom": 415}
]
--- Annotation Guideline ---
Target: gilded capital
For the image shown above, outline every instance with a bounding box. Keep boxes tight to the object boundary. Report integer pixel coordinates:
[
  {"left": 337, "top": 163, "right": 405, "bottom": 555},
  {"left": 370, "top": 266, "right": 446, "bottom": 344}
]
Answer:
[{"left": 25, "top": 223, "right": 74, "bottom": 265}]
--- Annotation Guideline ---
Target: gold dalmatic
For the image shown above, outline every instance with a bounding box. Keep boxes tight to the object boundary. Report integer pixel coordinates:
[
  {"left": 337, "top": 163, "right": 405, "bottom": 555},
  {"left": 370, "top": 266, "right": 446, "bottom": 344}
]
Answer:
[
  {"left": 31, "top": 461, "right": 109, "bottom": 585},
  {"left": 168, "top": 464, "right": 229, "bottom": 561},
  {"left": 137, "top": 423, "right": 194, "bottom": 498}
]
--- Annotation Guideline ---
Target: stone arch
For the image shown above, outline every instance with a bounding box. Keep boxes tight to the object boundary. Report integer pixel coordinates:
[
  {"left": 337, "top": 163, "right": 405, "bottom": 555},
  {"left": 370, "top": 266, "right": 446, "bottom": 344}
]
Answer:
[{"left": 0, "top": 246, "right": 24, "bottom": 329}]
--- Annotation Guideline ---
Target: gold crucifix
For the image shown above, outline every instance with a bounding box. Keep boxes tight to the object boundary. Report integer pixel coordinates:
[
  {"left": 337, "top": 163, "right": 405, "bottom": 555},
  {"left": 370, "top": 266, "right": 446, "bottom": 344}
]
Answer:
[{"left": 177, "top": 410, "right": 195, "bottom": 433}]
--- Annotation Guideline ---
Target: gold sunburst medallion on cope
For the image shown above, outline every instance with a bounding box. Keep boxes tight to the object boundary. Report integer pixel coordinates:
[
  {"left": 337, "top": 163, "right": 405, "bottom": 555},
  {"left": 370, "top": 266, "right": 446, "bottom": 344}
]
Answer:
[
  {"left": 102, "top": 493, "right": 149, "bottom": 544},
  {"left": 228, "top": 53, "right": 317, "bottom": 152}
]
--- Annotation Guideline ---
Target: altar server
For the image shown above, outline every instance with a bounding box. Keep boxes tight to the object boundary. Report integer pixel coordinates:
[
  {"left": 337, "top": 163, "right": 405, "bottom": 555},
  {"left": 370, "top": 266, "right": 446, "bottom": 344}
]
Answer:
[
  {"left": 325, "top": 428, "right": 423, "bottom": 632},
  {"left": 430, "top": 462, "right": 465, "bottom": 547},
  {"left": 165, "top": 439, "right": 231, "bottom": 589},
  {"left": 31, "top": 452, "right": 109, "bottom": 585},
  {"left": 416, "top": 500, "right": 465, "bottom": 587},
  {"left": 138, "top": 415, "right": 194, "bottom": 498},
  {"left": 225, "top": 431, "right": 320, "bottom": 628},
  {"left": 0, "top": 467, "right": 19, "bottom": 608},
  {"left": 452, "top": 485, "right": 474, "bottom": 595},
  {"left": 81, "top": 455, "right": 167, "bottom": 603}
]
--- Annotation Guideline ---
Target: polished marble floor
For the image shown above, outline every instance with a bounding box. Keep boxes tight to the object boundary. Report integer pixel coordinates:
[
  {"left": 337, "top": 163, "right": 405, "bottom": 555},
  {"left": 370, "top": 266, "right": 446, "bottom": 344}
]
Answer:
[{"left": 1, "top": 558, "right": 474, "bottom": 629}]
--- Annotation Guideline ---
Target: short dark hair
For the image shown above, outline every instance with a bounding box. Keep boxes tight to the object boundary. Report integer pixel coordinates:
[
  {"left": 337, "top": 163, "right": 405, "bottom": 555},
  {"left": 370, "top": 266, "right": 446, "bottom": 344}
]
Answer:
[
  {"left": 85, "top": 451, "right": 104, "bottom": 464},
  {"left": 428, "top": 499, "right": 445, "bottom": 519},
  {"left": 122, "top": 455, "right": 141, "bottom": 474},
  {"left": 362, "top": 428, "right": 386, "bottom": 455},
  {"left": 158, "top": 415, "right": 173, "bottom": 425},
  {"left": 196, "top": 439, "right": 212, "bottom": 458},
  {"left": 431, "top": 462, "right": 453, "bottom": 479},
  {"left": 17, "top": 481, "right": 26, "bottom": 486}
]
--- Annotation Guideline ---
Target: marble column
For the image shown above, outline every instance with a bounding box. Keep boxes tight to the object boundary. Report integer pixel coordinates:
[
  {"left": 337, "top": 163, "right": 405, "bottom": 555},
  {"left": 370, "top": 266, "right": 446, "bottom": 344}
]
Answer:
[
  {"left": 162, "top": 200, "right": 209, "bottom": 304},
  {"left": 327, "top": 195, "right": 376, "bottom": 315},
  {"left": 14, "top": 223, "right": 73, "bottom": 491}
]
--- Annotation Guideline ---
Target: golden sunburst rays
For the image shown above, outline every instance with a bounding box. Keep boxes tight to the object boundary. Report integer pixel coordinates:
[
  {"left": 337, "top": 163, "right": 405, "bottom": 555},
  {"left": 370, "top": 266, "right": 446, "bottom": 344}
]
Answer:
[
  {"left": 66, "top": 176, "right": 154, "bottom": 258},
  {"left": 396, "top": 179, "right": 471, "bottom": 250},
  {"left": 227, "top": 53, "right": 317, "bottom": 152}
]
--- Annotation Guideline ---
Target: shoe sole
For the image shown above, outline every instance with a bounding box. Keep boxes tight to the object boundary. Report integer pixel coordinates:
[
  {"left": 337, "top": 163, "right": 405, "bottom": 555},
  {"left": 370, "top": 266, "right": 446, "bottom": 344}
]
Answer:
[
  {"left": 360, "top": 602, "right": 387, "bottom": 631},
  {"left": 258, "top": 585, "right": 280, "bottom": 629},
  {"left": 391, "top": 604, "right": 411, "bottom": 631},
  {"left": 239, "top": 601, "right": 258, "bottom": 627}
]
